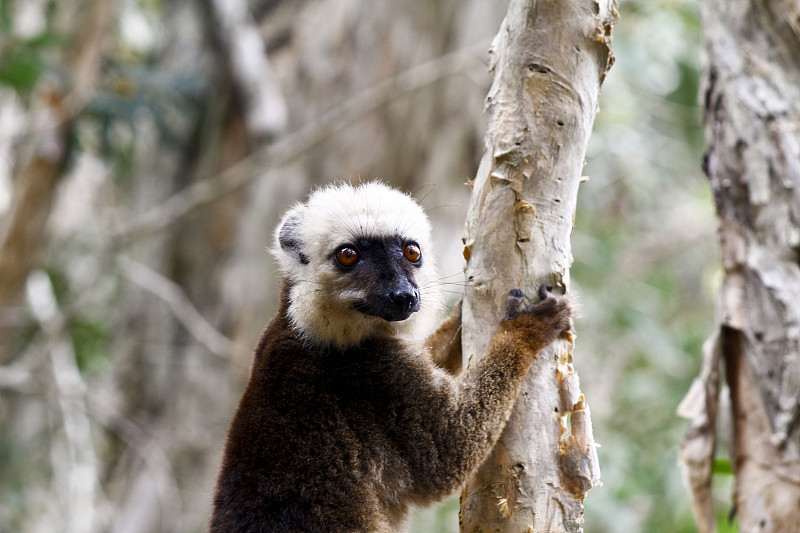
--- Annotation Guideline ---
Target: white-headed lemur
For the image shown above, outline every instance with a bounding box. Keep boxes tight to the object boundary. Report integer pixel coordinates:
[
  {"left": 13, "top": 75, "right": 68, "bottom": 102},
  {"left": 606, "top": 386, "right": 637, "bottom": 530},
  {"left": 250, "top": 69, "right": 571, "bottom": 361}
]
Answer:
[{"left": 210, "top": 181, "right": 572, "bottom": 532}]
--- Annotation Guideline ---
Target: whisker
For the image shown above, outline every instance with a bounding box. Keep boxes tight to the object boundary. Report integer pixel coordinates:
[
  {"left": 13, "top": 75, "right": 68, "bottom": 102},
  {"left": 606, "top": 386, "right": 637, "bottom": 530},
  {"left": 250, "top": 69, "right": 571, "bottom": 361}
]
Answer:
[
  {"left": 425, "top": 203, "right": 462, "bottom": 213},
  {"left": 425, "top": 287, "right": 462, "bottom": 294},
  {"left": 427, "top": 271, "right": 467, "bottom": 282},
  {"left": 422, "top": 278, "right": 472, "bottom": 288},
  {"left": 415, "top": 183, "right": 439, "bottom": 206},
  {"left": 425, "top": 280, "right": 468, "bottom": 288},
  {"left": 422, "top": 286, "right": 468, "bottom": 295},
  {"left": 424, "top": 284, "right": 467, "bottom": 291}
]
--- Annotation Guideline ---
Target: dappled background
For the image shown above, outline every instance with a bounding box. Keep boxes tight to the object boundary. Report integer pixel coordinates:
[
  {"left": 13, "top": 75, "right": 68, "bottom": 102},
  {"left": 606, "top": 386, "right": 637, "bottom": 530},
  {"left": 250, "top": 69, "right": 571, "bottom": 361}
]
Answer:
[{"left": 0, "top": 0, "right": 722, "bottom": 532}]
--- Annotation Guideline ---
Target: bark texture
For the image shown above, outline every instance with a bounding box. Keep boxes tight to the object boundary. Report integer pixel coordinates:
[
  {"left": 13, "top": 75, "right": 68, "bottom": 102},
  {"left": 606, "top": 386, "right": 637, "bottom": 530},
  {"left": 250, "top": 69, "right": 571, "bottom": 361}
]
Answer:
[
  {"left": 679, "top": 0, "right": 800, "bottom": 531},
  {"left": 459, "top": 1, "right": 616, "bottom": 531}
]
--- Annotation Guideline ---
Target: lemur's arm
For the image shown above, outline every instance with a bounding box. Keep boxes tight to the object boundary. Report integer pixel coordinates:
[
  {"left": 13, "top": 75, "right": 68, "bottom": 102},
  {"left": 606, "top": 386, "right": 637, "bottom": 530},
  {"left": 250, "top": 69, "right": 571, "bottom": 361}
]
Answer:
[
  {"left": 407, "top": 287, "right": 572, "bottom": 501},
  {"left": 425, "top": 300, "right": 463, "bottom": 375}
]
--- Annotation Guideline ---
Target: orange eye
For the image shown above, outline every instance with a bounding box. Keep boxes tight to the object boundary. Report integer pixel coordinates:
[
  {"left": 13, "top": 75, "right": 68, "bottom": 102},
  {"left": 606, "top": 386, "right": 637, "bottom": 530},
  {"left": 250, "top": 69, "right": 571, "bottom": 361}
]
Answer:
[
  {"left": 335, "top": 247, "right": 359, "bottom": 267},
  {"left": 403, "top": 243, "right": 422, "bottom": 263}
]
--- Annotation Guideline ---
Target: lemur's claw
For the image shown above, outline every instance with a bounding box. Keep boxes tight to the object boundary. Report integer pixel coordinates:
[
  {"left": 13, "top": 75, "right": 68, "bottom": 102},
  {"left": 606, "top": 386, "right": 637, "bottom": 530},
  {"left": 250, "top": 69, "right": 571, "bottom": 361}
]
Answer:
[
  {"left": 504, "top": 289, "right": 526, "bottom": 319},
  {"left": 538, "top": 284, "right": 553, "bottom": 301}
]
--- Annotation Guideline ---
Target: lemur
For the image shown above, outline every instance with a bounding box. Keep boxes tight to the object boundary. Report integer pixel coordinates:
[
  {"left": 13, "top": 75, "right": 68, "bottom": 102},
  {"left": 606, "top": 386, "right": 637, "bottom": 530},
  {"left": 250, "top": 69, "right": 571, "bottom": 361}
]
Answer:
[{"left": 210, "top": 181, "right": 572, "bottom": 533}]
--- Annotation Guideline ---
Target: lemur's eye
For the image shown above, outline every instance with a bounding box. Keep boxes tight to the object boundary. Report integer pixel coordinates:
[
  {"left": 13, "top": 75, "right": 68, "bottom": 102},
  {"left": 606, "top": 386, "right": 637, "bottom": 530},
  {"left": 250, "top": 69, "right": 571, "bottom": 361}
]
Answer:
[
  {"left": 335, "top": 246, "right": 360, "bottom": 267},
  {"left": 403, "top": 243, "right": 422, "bottom": 263}
]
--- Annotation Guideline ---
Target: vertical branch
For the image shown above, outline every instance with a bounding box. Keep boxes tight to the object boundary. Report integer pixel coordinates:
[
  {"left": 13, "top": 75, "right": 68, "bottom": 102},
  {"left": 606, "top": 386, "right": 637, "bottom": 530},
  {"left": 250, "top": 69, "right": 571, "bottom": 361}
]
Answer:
[{"left": 460, "top": 1, "right": 616, "bottom": 531}]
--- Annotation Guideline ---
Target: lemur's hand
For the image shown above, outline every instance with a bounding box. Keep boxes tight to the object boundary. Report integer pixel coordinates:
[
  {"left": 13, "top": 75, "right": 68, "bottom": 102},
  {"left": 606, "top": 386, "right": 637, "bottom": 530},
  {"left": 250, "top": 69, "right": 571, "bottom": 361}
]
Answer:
[{"left": 500, "top": 285, "right": 573, "bottom": 348}]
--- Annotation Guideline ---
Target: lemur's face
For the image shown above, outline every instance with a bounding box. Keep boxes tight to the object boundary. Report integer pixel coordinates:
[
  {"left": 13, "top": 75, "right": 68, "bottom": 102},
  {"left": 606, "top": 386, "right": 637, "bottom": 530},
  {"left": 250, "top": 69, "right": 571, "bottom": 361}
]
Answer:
[
  {"left": 332, "top": 235, "right": 423, "bottom": 322},
  {"left": 273, "top": 182, "right": 442, "bottom": 347}
]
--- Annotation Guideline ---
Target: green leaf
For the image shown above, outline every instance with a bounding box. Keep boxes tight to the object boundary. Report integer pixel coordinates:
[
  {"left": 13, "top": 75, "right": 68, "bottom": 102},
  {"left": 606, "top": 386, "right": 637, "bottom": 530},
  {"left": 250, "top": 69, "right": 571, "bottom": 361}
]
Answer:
[
  {"left": 712, "top": 458, "right": 733, "bottom": 475},
  {"left": 70, "top": 318, "right": 110, "bottom": 373},
  {"left": 0, "top": 49, "right": 44, "bottom": 91},
  {"left": 26, "top": 31, "right": 67, "bottom": 50}
]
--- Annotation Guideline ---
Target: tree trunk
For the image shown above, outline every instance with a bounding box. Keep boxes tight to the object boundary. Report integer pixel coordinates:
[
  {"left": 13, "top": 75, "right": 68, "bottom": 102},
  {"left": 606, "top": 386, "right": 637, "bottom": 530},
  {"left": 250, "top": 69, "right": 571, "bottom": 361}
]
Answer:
[
  {"left": 459, "top": 1, "right": 615, "bottom": 531},
  {"left": 679, "top": 0, "right": 800, "bottom": 532}
]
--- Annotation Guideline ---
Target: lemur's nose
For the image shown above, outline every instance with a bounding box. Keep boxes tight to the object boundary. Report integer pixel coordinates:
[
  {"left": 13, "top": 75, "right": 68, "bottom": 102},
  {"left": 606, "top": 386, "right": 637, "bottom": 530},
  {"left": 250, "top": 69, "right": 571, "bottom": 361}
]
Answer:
[{"left": 389, "top": 289, "right": 419, "bottom": 313}]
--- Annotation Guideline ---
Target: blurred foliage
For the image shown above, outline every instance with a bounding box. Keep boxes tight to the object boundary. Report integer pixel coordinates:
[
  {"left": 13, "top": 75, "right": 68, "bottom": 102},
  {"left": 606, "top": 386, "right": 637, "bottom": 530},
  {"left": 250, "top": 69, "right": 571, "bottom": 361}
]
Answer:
[
  {"left": 70, "top": 318, "right": 111, "bottom": 373},
  {"left": 87, "top": 66, "right": 208, "bottom": 178},
  {"left": 0, "top": 0, "right": 63, "bottom": 94},
  {"left": 0, "top": 33, "right": 61, "bottom": 92}
]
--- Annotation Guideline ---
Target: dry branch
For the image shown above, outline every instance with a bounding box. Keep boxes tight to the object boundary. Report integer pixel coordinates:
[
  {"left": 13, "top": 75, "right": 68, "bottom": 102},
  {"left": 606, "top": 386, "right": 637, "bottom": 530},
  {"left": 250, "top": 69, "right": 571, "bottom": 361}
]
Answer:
[{"left": 459, "top": 1, "right": 616, "bottom": 531}]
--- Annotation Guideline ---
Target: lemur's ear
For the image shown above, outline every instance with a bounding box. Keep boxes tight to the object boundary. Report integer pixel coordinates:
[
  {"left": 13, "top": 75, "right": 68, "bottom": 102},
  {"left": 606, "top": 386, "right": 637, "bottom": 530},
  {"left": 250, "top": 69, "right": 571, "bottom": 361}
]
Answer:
[{"left": 277, "top": 212, "right": 309, "bottom": 265}]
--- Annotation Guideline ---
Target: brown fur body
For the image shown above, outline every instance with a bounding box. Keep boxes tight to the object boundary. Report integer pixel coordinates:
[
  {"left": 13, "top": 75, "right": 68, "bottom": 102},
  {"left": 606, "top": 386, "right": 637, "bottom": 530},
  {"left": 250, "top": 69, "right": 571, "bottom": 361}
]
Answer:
[{"left": 210, "top": 284, "right": 571, "bottom": 532}]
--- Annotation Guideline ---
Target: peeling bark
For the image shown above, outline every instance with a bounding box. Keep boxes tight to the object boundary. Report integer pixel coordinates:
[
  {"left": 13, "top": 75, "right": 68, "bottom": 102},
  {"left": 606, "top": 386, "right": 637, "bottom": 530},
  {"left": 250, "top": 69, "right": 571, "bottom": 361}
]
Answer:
[
  {"left": 459, "top": 1, "right": 616, "bottom": 531},
  {"left": 679, "top": 0, "right": 800, "bottom": 531},
  {"left": 677, "top": 331, "right": 721, "bottom": 533}
]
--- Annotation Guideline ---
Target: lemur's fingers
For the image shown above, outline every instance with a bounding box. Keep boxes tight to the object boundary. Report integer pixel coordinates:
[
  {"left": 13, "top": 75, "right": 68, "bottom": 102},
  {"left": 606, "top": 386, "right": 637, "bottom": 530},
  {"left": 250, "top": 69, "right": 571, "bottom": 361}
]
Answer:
[
  {"left": 529, "top": 293, "right": 573, "bottom": 334},
  {"left": 500, "top": 284, "right": 573, "bottom": 337},
  {"left": 538, "top": 284, "right": 554, "bottom": 301},
  {"left": 504, "top": 289, "right": 526, "bottom": 319}
]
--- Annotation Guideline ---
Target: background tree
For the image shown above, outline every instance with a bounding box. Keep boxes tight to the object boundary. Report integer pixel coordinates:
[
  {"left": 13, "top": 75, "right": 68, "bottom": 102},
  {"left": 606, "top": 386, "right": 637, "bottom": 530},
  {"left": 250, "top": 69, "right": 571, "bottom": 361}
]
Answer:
[
  {"left": 679, "top": 0, "right": 800, "bottom": 532},
  {"left": 0, "top": 1, "right": 715, "bottom": 532}
]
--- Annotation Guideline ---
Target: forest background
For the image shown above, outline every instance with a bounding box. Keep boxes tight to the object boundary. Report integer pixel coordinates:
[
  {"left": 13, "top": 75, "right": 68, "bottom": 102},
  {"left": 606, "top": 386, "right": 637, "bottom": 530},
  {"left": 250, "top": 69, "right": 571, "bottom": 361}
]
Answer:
[{"left": 0, "top": 0, "right": 723, "bottom": 532}]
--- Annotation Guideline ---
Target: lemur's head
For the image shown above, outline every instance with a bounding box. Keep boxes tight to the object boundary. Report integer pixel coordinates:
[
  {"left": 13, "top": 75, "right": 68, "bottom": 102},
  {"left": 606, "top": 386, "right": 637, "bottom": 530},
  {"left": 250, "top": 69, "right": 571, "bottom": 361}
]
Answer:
[{"left": 273, "top": 182, "right": 442, "bottom": 347}]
